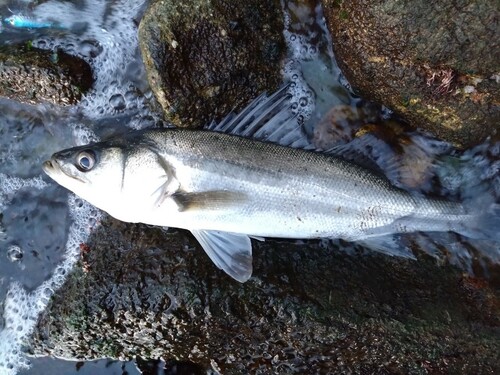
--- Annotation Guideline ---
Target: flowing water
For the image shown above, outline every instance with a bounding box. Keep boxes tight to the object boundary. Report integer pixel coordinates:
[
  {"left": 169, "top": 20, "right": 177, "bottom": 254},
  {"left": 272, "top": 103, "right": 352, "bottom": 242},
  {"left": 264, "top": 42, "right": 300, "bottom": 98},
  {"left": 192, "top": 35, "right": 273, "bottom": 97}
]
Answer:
[{"left": 0, "top": 0, "right": 498, "bottom": 374}]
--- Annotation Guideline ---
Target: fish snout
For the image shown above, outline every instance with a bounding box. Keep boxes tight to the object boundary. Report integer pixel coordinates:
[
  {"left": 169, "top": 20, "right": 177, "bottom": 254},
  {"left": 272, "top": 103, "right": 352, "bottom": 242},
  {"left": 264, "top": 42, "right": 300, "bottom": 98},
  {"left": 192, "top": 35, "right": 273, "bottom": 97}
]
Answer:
[
  {"left": 42, "top": 158, "right": 62, "bottom": 175},
  {"left": 42, "top": 159, "right": 55, "bottom": 174}
]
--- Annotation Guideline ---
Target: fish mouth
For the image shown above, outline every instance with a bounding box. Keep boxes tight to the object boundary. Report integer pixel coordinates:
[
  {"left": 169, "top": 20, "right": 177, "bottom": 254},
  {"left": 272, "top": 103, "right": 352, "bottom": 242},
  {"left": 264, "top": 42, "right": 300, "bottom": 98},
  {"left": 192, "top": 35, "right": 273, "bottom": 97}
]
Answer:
[
  {"left": 42, "top": 158, "right": 85, "bottom": 183},
  {"left": 42, "top": 159, "right": 57, "bottom": 175}
]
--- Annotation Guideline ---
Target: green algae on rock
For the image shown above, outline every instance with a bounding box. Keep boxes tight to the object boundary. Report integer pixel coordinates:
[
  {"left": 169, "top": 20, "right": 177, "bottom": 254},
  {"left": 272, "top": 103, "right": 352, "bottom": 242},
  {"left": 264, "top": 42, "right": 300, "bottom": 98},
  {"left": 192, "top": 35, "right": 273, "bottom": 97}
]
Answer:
[
  {"left": 0, "top": 44, "right": 93, "bottom": 106},
  {"left": 322, "top": 0, "right": 500, "bottom": 148},
  {"left": 138, "top": 0, "right": 286, "bottom": 128},
  {"left": 28, "top": 218, "right": 500, "bottom": 373}
]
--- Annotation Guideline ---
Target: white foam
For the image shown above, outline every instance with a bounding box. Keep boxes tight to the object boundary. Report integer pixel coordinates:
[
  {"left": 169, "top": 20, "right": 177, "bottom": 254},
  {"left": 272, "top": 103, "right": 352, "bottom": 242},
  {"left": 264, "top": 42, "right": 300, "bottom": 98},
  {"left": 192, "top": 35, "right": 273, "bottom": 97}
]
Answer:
[
  {"left": 71, "top": 123, "right": 100, "bottom": 145},
  {"left": 0, "top": 194, "right": 103, "bottom": 374},
  {"left": 6, "top": 245, "right": 23, "bottom": 264},
  {"left": 281, "top": 2, "right": 352, "bottom": 133},
  {"left": 282, "top": 20, "right": 316, "bottom": 126},
  {"left": 0, "top": 174, "right": 48, "bottom": 211},
  {"left": 31, "top": 0, "right": 157, "bottom": 129},
  {"left": 0, "top": 2, "right": 151, "bottom": 371}
]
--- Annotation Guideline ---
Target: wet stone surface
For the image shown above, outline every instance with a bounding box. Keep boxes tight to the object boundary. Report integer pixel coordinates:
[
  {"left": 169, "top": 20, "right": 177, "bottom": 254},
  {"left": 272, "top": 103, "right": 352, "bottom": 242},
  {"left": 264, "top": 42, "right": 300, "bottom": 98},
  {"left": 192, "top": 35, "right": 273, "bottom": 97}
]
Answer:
[
  {"left": 138, "top": 0, "right": 286, "bottom": 128},
  {"left": 0, "top": 44, "right": 93, "bottom": 106},
  {"left": 28, "top": 218, "right": 500, "bottom": 374},
  {"left": 323, "top": 0, "right": 500, "bottom": 148}
]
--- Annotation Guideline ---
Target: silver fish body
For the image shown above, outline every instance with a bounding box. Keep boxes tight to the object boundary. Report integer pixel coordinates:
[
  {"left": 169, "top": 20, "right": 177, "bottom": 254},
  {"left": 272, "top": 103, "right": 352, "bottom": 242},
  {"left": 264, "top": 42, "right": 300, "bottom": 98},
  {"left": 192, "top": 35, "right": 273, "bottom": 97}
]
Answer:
[
  {"left": 42, "top": 90, "right": 495, "bottom": 282},
  {"left": 111, "top": 129, "right": 466, "bottom": 238}
]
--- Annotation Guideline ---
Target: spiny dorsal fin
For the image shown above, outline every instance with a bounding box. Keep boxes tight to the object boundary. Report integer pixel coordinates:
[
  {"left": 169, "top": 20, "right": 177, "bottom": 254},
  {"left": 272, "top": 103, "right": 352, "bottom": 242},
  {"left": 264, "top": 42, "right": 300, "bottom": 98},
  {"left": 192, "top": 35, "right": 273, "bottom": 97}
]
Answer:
[{"left": 205, "top": 85, "right": 311, "bottom": 149}]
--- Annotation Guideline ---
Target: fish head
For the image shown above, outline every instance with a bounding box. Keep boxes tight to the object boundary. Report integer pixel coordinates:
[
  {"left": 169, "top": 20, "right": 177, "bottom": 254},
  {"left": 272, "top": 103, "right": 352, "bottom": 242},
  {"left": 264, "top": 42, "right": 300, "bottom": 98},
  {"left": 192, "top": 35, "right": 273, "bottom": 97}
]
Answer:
[
  {"left": 43, "top": 137, "right": 177, "bottom": 223},
  {"left": 43, "top": 143, "right": 125, "bottom": 206}
]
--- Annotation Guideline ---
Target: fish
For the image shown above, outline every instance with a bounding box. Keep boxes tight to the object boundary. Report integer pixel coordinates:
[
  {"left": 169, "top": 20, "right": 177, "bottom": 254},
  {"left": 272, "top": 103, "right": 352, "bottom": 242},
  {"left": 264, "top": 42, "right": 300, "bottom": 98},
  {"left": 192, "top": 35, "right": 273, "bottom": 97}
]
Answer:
[{"left": 42, "top": 87, "right": 500, "bottom": 282}]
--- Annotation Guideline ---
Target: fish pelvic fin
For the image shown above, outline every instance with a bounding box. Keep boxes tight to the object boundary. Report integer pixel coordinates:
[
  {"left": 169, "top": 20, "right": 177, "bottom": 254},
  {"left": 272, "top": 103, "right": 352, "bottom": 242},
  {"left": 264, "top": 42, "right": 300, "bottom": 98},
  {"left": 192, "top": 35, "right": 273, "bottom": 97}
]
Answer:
[{"left": 191, "top": 230, "right": 253, "bottom": 282}]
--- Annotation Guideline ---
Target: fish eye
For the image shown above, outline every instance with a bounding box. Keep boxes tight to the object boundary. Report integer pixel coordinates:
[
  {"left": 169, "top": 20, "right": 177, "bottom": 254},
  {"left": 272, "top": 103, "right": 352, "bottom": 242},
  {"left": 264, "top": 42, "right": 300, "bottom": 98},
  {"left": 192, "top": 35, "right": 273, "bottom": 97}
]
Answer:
[{"left": 75, "top": 150, "right": 96, "bottom": 172}]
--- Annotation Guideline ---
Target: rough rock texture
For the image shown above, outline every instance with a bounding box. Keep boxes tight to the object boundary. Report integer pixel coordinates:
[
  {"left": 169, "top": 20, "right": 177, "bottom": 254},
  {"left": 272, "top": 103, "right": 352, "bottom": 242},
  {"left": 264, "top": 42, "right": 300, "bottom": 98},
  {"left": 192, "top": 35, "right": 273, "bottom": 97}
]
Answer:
[
  {"left": 138, "top": 0, "right": 286, "bottom": 128},
  {"left": 29, "top": 218, "right": 500, "bottom": 374},
  {"left": 0, "top": 44, "right": 93, "bottom": 106},
  {"left": 322, "top": 0, "right": 500, "bottom": 148}
]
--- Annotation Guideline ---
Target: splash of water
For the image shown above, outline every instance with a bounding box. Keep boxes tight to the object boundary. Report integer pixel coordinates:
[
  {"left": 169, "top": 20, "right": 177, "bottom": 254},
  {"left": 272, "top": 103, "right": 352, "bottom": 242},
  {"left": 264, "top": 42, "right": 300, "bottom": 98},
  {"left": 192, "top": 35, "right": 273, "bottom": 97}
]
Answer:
[{"left": 0, "top": 1, "right": 151, "bottom": 373}]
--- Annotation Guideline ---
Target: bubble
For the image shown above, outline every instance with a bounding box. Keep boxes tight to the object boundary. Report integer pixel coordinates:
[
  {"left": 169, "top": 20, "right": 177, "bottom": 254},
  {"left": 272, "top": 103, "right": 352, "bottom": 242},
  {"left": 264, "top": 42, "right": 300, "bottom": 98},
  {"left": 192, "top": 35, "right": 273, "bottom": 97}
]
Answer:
[
  {"left": 79, "top": 39, "right": 103, "bottom": 58},
  {"left": 109, "top": 93, "right": 126, "bottom": 111}
]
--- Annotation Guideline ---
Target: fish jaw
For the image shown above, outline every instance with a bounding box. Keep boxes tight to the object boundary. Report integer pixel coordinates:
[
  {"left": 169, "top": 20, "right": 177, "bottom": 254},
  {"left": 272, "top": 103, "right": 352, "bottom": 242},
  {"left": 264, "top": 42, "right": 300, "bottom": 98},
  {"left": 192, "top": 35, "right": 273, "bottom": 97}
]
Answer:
[{"left": 43, "top": 158, "right": 87, "bottom": 189}]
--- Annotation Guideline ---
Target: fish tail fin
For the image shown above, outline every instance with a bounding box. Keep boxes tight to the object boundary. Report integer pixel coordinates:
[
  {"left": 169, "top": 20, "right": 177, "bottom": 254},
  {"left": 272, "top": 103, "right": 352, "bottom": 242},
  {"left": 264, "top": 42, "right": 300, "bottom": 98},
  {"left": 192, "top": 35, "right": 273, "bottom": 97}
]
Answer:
[
  {"left": 433, "top": 140, "right": 500, "bottom": 242},
  {"left": 459, "top": 203, "right": 500, "bottom": 242}
]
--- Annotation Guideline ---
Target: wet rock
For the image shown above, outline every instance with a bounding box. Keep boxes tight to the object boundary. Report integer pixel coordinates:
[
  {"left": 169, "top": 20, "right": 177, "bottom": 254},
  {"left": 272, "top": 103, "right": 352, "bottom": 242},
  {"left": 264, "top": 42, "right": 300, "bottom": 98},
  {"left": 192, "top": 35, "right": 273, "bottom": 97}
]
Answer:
[
  {"left": 312, "top": 102, "right": 381, "bottom": 149},
  {"left": 29, "top": 218, "right": 500, "bottom": 373},
  {"left": 322, "top": 0, "right": 500, "bottom": 148},
  {"left": 138, "top": 0, "right": 286, "bottom": 128},
  {"left": 0, "top": 44, "right": 93, "bottom": 106}
]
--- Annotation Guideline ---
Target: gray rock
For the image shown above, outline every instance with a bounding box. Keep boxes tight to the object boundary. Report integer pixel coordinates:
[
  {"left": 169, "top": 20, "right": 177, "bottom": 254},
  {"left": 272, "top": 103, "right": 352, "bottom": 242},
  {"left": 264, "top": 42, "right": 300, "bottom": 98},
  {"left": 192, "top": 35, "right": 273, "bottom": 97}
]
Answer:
[
  {"left": 138, "top": 0, "right": 286, "bottom": 128},
  {"left": 323, "top": 0, "right": 500, "bottom": 148},
  {"left": 29, "top": 218, "right": 500, "bottom": 374},
  {"left": 0, "top": 44, "right": 93, "bottom": 106}
]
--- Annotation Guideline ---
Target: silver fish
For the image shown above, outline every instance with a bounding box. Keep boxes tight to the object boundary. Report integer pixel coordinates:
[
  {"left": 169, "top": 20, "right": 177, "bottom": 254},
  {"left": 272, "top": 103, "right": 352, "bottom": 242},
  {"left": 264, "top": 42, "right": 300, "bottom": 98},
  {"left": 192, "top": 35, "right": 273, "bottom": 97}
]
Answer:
[{"left": 42, "top": 88, "right": 499, "bottom": 282}]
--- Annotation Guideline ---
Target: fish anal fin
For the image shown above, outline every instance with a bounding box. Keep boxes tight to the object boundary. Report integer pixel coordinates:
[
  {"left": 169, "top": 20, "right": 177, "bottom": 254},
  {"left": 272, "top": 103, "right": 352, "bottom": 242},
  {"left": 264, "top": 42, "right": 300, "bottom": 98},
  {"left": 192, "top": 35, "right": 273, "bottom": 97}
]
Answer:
[
  {"left": 172, "top": 191, "right": 246, "bottom": 211},
  {"left": 191, "top": 230, "right": 253, "bottom": 282},
  {"left": 355, "top": 234, "right": 416, "bottom": 259}
]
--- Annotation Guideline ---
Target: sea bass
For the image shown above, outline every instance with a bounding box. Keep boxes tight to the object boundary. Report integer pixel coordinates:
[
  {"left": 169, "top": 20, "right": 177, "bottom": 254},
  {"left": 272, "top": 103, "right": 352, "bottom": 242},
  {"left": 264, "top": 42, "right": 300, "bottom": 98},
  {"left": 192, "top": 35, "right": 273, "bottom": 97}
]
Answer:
[{"left": 42, "top": 88, "right": 499, "bottom": 282}]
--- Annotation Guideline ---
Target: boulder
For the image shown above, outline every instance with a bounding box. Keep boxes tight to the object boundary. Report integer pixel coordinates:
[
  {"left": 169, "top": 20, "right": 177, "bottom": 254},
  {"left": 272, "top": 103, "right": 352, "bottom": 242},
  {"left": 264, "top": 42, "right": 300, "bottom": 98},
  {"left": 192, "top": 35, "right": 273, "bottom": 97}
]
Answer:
[
  {"left": 0, "top": 44, "right": 93, "bottom": 106},
  {"left": 138, "top": 0, "right": 286, "bottom": 128},
  {"left": 322, "top": 0, "right": 500, "bottom": 148}
]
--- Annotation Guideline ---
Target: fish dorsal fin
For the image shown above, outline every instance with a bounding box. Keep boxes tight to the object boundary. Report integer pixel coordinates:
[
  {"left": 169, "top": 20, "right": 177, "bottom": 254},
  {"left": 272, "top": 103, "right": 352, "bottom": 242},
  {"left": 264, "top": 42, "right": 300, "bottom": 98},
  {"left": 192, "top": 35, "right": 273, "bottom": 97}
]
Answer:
[
  {"left": 205, "top": 85, "right": 311, "bottom": 149},
  {"left": 325, "top": 142, "right": 388, "bottom": 178},
  {"left": 191, "top": 230, "right": 253, "bottom": 282}
]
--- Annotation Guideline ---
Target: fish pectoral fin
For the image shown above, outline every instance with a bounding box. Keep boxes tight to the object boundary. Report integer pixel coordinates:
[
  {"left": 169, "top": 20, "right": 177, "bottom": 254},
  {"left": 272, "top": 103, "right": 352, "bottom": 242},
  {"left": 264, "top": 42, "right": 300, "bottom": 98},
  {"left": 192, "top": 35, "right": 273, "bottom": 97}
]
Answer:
[
  {"left": 154, "top": 155, "right": 180, "bottom": 207},
  {"left": 191, "top": 230, "right": 253, "bottom": 283},
  {"left": 172, "top": 190, "right": 246, "bottom": 211},
  {"left": 154, "top": 175, "right": 180, "bottom": 207}
]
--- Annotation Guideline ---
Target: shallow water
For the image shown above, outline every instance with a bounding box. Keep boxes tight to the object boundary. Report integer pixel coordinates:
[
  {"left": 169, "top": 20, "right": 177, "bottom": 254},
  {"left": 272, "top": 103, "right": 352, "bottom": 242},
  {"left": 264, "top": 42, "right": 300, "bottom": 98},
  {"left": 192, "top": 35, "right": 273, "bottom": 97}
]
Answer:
[{"left": 0, "top": 0, "right": 498, "bottom": 374}]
